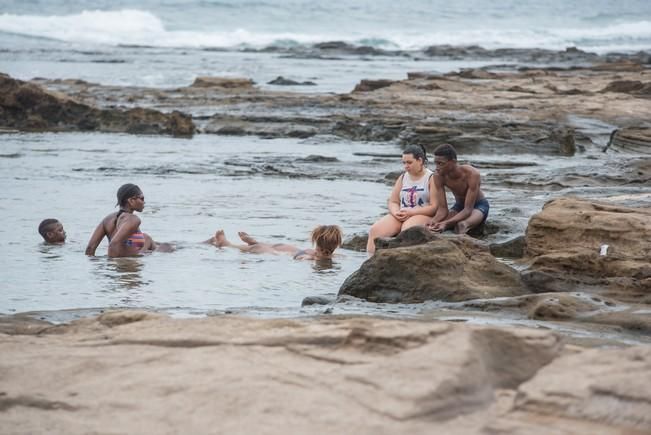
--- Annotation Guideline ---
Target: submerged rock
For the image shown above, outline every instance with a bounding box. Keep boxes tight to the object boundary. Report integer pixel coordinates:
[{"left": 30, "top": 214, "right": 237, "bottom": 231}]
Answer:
[
  {"left": 267, "top": 76, "right": 316, "bottom": 86},
  {"left": 341, "top": 232, "right": 368, "bottom": 252},
  {"left": 339, "top": 233, "right": 524, "bottom": 303}
]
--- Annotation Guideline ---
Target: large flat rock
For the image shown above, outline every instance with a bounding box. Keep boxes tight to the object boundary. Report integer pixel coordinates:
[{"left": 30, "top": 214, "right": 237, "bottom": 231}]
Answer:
[
  {"left": 1, "top": 312, "right": 650, "bottom": 434},
  {"left": 523, "top": 197, "right": 651, "bottom": 302}
]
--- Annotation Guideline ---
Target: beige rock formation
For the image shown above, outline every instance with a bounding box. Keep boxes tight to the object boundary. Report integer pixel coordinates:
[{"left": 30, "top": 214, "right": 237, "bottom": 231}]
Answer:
[
  {"left": 1, "top": 312, "right": 649, "bottom": 434},
  {"left": 523, "top": 197, "right": 651, "bottom": 302}
]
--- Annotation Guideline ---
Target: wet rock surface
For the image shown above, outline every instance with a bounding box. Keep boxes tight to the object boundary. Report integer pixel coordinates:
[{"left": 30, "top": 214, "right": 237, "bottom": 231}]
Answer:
[
  {"left": 13, "top": 52, "right": 649, "bottom": 151},
  {"left": 339, "top": 229, "right": 524, "bottom": 303},
  {"left": 0, "top": 74, "right": 195, "bottom": 136},
  {"left": 1, "top": 312, "right": 649, "bottom": 434}
]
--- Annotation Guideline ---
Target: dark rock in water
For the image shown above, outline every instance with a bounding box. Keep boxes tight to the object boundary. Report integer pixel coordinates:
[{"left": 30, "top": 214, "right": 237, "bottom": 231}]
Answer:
[
  {"left": 523, "top": 197, "right": 651, "bottom": 303},
  {"left": 295, "top": 155, "right": 339, "bottom": 163},
  {"left": 0, "top": 74, "right": 194, "bottom": 136},
  {"left": 352, "top": 79, "right": 396, "bottom": 92},
  {"left": 490, "top": 236, "right": 525, "bottom": 258},
  {"left": 301, "top": 296, "right": 334, "bottom": 306},
  {"left": 313, "top": 41, "right": 352, "bottom": 50},
  {"left": 267, "top": 76, "right": 316, "bottom": 86},
  {"left": 374, "top": 225, "right": 438, "bottom": 251},
  {"left": 339, "top": 234, "right": 524, "bottom": 303},
  {"left": 599, "top": 80, "right": 648, "bottom": 94},
  {"left": 341, "top": 233, "right": 368, "bottom": 252},
  {"left": 191, "top": 76, "right": 254, "bottom": 89}
]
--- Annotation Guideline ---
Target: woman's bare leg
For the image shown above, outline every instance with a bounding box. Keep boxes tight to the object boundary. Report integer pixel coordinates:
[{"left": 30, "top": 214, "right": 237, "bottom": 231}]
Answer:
[
  {"left": 366, "top": 214, "right": 402, "bottom": 254},
  {"left": 401, "top": 215, "right": 433, "bottom": 231}
]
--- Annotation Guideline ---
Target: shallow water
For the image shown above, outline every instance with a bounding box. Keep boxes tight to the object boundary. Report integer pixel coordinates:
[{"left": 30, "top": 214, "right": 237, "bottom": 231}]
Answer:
[
  {"left": 1, "top": 128, "right": 647, "bottom": 324},
  {"left": 1, "top": 132, "right": 397, "bottom": 317}
]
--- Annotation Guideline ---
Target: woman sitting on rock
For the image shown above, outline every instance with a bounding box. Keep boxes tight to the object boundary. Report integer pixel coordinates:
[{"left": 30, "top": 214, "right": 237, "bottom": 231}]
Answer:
[
  {"left": 208, "top": 225, "right": 342, "bottom": 261},
  {"left": 85, "top": 183, "right": 171, "bottom": 257},
  {"left": 366, "top": 144, "right": 437, "bottom": 254}
]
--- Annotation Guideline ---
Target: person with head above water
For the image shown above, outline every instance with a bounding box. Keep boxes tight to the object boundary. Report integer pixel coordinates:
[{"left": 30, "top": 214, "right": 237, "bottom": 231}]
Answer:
[
  {"left": 85, "top": 183, "right": 172, "bottom": 257},
  {"left": 428, "top": 143, "right": 489, "bottom": 234},
  {"left": 38, "top": 218, "right": 66, "bottom": 244},
  {"left": 366, "top": 144, "right": 436, "bottom": 254},
  {"left": 208, "top": 225, "right": 342, "bottom": 261}
]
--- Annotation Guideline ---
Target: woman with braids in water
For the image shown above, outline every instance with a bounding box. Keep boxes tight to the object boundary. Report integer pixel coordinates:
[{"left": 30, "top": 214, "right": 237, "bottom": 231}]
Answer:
[
  {"left": 208, "top": 225, "right": 343, "bottom": 261},
  {"left": 85, "top": 183, "right": 169, "bottom": 257}
]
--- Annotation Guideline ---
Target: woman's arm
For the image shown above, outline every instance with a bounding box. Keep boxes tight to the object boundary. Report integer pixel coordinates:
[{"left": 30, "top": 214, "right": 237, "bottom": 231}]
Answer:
[
  {"left": 108, "top": 215, "right": 141, "bottom": 257},
  {"left": 85, "top": 221, "right": 107, "bottom": 256},
  {"left": 387, "top": 175, "right": 403, "bottom": 217}
]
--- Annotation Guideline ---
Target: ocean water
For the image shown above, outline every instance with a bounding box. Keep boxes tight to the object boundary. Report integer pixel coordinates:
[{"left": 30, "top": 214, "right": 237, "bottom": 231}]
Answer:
[
  {"left": 1, "top": 0, "right": 650, "bottom": 90},
  {"left": 0, "top": 133, "right": 392, "bottom": 318},
  {"left": 0, "top": 1, "right": 650, "bottom": 329}
]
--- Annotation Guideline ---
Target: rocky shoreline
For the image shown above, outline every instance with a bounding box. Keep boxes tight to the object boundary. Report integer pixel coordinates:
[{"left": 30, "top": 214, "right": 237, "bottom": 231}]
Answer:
[
  {"left": 1, "top": 47, "right": 650, "bottom": 432},
  {"left": 1, "top": 311, "right": 650, "bottom": 434}
]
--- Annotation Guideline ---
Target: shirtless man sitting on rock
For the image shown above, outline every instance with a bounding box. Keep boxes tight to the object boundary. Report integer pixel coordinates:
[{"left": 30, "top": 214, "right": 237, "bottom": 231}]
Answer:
[{"left": 429, "top": 143, "right": 489, "bottom": 234}]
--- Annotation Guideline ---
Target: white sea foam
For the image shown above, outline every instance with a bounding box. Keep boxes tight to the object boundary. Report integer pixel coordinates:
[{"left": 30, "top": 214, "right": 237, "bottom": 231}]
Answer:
[{"left": 0, "top": 9, "right": 649, "bottom": 53}]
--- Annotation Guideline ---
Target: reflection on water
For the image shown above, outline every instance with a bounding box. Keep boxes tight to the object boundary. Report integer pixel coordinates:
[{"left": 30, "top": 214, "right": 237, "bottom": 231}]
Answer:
[
  {"left": 312, "top": 258, "right": 338, "bottom": 272},
  {"left": 92, "top": 257, "right": 150, "bottom": 292},
  {"left": 37, "top": 243, "right": 65, "bottom": 260},
  {"left": 2, "top": 131, "right": 649, "bottom": 341}
]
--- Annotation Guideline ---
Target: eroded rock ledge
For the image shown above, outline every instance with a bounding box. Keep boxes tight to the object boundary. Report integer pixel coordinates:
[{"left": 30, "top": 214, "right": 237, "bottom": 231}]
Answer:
[
  {"left": 0, "top": 74, "right": 195, "bottom": 136},
  {"left": 0, "top": 311, "right": 649, "bottom": 434},
  {"left": 339, "top": 197, "right": 651, "bottom": 335},
  {"left": 4, "top": 55, "right": 649, "bottom": 154}
]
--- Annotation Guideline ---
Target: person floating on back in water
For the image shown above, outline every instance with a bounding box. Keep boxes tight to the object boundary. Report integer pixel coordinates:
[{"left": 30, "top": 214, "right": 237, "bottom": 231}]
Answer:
[
  {"left": 38, "top": 218, "right": 66, "bottom": 244},
  {"left": 85, "top": 183, "right": 172, "bottom": 257},
  {"left": 428, "top": 143, "right": 489, "bottom": 234},
  {"left": 208, "top": 225, "right": 343, "bottom": 260}
]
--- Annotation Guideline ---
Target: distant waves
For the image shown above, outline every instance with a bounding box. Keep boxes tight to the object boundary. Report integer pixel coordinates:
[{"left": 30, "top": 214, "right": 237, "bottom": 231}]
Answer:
[{"left": 1, "top": 9, "right": 651, "bottom": 53}]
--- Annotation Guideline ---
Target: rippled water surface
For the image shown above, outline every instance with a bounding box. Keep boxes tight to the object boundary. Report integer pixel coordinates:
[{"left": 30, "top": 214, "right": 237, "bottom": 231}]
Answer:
[
  {"left": 1, "top": 130, "right": 648, "bottom": 341},
  {"left": 1, "top": 133, "right": 397, "bottom": 318}
]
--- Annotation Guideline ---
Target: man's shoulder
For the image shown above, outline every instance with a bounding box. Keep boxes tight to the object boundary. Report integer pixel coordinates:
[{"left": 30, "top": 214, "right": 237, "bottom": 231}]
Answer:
[{"left": 460, "top": 164, "right": 481, "bottom": 176}]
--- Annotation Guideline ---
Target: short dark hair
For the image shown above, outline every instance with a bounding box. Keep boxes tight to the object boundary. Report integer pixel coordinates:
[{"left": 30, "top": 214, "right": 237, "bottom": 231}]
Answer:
[
  {"left": 434, "top": 143, "right": 457, "bottom": 161},
  {"left": 402, "top": 144, "right": 428, "bottom": 164},
  {"left": 38, "top": 218, "right": 59, "bottom": 239}
]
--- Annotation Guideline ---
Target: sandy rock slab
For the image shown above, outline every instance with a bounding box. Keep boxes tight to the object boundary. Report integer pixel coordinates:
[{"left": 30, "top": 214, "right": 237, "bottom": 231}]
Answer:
[
  {"left": 1, "top": 311, "right": 650, "bottom": 434},
  {"left": 523, "top": 197, "right": 651, "bottom": 302}
]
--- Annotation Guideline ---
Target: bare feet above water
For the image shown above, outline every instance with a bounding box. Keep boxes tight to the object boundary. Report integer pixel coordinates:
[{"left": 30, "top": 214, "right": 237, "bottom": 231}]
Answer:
[
  {"left": 238, "top": 231, "right": 258, "bottom": 245},
  {"left": 213, "top": 230, "right": 229, "bottom": 247}
]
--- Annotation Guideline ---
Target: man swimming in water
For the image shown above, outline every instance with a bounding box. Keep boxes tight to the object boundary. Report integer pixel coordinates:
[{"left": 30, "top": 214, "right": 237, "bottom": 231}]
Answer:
[
  {"left": 429, "top": 143, "right": 489, "bottom": 234},
  {"left": 38, "top": 218, "right": 66, "bottom": 244}
]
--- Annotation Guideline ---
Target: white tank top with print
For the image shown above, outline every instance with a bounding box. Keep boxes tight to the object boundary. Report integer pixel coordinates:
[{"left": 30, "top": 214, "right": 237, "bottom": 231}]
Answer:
[{"left": 400, "top": 168, "right": 433, "bottom": 209}]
